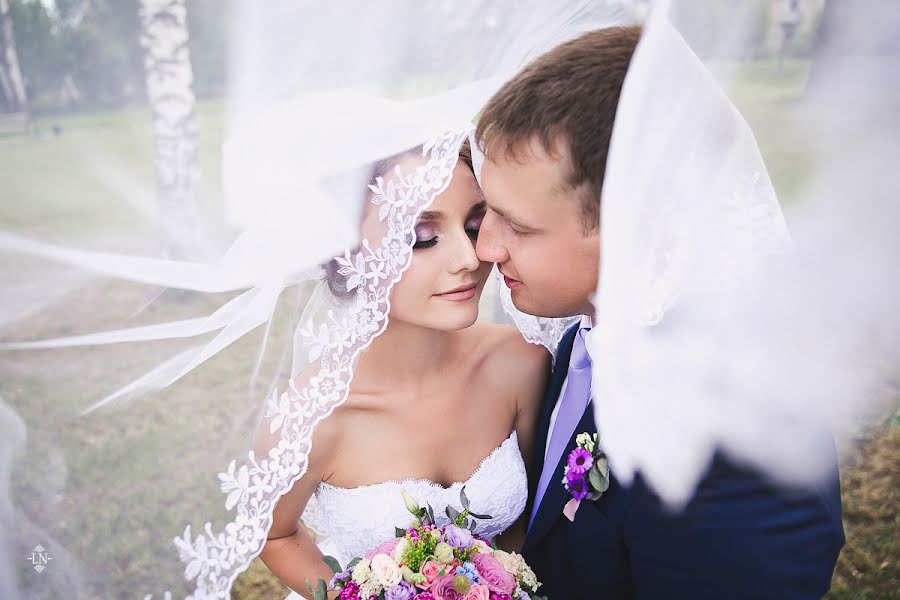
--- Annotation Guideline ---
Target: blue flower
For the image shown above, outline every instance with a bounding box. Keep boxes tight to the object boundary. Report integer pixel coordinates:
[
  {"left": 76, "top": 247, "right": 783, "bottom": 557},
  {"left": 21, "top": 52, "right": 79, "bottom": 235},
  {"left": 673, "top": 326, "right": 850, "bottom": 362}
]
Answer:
[{"left": 455, "top": 561, "right": 479, "bottom": 584}]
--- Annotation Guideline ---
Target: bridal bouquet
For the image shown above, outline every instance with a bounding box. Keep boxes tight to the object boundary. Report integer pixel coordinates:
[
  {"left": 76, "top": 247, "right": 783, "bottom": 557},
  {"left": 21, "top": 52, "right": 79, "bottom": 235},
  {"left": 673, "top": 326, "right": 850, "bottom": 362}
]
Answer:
[{"left": 307, "top": 488, "right": 544, "bottom": 600}]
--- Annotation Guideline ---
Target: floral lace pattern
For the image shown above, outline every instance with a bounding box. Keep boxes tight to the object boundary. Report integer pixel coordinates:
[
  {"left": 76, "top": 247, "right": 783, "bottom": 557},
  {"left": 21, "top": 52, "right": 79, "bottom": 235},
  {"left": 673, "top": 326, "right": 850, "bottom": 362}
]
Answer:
[
  {"left": 152, "top": 128, "right": 472, "bottom": 599},
  {"left": 498, "top": 279, "right": 579, "bottom": 364}
]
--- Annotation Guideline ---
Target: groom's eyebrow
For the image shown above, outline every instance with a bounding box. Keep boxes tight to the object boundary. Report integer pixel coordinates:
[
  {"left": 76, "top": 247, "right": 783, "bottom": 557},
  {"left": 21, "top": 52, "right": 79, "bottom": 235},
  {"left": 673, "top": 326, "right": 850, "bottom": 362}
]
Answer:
[
  {"left": 489, "top": 205, "right": 537, "bottom": 230},
  {"left": 469, "top": 201, "right": 487, "bottom": 215}
]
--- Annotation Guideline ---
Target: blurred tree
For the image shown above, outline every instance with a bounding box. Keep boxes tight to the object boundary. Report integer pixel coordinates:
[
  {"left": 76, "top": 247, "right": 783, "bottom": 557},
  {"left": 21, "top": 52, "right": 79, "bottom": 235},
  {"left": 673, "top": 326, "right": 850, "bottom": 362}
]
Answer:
[
  {"left": 0, "top": 0, "right": 29, "bottom": 117},
  {"left": 8, "top": 0, "right": 226, "bottom": 111},
  {"left": 139, "top": 0, "right": 205, "bottom": 259}
]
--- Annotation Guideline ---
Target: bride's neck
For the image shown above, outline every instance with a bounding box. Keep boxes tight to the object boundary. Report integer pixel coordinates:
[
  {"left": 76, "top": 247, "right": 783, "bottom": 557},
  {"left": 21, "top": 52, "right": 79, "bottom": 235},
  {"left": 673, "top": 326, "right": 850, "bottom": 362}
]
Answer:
[{"left": 355, "top": 318, "right": 456, "bottom": 385}]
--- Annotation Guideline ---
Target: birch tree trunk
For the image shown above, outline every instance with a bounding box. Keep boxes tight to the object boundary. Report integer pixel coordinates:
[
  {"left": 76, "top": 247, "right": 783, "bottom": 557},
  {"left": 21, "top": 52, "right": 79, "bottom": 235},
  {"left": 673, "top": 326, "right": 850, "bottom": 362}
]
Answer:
[
  {"left": 139, "top": 0, "right": 206, "bottom": 259},
  {"left": 0, "top": 0, "right": 29, "bottom": 119}
]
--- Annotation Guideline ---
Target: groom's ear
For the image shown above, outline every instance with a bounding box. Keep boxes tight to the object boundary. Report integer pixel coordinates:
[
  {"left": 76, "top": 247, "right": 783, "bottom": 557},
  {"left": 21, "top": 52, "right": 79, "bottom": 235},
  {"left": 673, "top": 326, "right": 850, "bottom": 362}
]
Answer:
[{"left": 476, "top": 25, "right": 641, "bottom": 232}]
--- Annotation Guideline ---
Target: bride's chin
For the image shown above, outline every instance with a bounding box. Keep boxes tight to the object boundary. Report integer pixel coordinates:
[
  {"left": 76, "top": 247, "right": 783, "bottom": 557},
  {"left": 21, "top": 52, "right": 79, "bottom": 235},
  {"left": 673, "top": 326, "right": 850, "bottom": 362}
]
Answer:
[{"left": 429, "top": 304, "right": 480, "bottom": 331}]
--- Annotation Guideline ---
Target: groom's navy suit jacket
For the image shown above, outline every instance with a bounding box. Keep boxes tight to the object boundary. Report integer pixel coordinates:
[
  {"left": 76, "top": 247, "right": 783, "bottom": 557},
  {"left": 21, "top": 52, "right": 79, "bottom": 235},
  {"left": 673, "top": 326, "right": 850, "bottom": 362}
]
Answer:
[{"left": 522, "top": 326, "right": 845, "bottom": 599}]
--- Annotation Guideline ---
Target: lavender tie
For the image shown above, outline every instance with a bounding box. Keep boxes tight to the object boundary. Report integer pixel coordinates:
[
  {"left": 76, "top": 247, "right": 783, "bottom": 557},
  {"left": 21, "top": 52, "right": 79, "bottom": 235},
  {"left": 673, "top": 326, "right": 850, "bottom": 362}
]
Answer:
[{"left": 529, "top": 327, "right": 593, "bottom": 527}]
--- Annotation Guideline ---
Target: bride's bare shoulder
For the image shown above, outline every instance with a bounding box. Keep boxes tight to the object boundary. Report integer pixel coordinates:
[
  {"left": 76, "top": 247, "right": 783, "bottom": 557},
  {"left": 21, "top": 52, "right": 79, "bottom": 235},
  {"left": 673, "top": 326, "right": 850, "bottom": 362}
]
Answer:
[{"left": 463, "top": 322, "right": 550, "bottom": 379}]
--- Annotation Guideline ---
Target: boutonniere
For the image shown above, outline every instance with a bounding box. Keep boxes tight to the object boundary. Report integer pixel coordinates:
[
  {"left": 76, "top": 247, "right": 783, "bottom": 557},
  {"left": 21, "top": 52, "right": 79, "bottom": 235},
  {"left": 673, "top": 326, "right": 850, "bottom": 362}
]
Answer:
[{"left": 562, "top": 432, "right": 610, "bottom": 522}]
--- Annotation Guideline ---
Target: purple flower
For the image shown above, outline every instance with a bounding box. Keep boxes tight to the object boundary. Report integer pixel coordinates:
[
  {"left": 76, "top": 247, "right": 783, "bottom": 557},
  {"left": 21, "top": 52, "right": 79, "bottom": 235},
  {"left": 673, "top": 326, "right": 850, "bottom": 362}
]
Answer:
[
  {"left": 330, "top": 568, "right": 352, "bottom": 588},
  {"left": 386, "top": 581, "right": 416, "bottom": 600},
  {"left": 432, "top": 575, "right": 464, "bottom": 600},
  {"left": 443, "top": 524, "right": 475, "bottom": 550},
  {"left": 567, "top": 448, "right": 593, "bottom": 475},
  {"left": 565, "top": 468, "right": 584, "bottom": 487},
  {"left": 408, "top": 528, "right": 421, "bottom": 542},
  {"left": 470, "top": 553, "right": 516, "bottom": 595},
  {"left": 566, "top": 477, "right": 590, "bottom": 501},
  {"left": 415, "top": 594, "right": 436, "bottom": 600},
  {"left": 338, "top": 581, "right": 361, "bottom": 600},
  {"left": 488, "top": 594, "right": 513, "bottom": 600}
]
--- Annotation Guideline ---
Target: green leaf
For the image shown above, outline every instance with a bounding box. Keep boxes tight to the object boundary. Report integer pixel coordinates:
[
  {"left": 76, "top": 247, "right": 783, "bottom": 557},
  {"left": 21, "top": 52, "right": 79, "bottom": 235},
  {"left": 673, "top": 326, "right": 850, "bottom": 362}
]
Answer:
[
  {"left": 395, "top": 526, "right": 407, "bottom": 538},
  {"left": 305, "top": 579, "right": 314, "bottom": 595},
  {"left": 315, "top": 578, "right": 328, "bottom": 600},
  {"left": 460, "top": 485, "right": 470, "bottom": 510},
  {"left": 446, "top": 505, "right": 460, "bottom": 521},
  {"left": 468, "top": 511, "right": 492, "bottom": 520},
  {"left": 322, "top": 555, "right": 342, "bottom": 574},
  {"left": 347, "top": 557, "right": 362, "bottom": 569},
  {"left": 588, "top": 464, "right": 610, "bottom": 493},
  {"left": 596, "top": 456, "right": 609, "bottom": 475}
]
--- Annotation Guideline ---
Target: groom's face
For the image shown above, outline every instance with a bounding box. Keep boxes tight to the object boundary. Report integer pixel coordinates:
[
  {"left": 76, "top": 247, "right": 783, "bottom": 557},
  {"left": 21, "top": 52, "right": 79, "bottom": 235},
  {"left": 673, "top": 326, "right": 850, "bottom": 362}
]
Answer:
[{"left": 476, "top": 139, "right": 599, "bottom": 318}]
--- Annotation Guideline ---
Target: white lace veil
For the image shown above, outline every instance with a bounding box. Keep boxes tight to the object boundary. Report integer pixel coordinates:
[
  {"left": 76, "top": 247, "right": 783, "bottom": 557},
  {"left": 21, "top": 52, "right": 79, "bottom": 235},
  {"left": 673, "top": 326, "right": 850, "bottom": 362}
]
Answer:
[
  {"left": 586, "top": 1, "right": 900, "bottom": 507},
  {"left": 3, "top": 1, "right": 897, "bottom": 597},
  {"left": 0, "top": 2, "right": 631, "bottom": 598}
]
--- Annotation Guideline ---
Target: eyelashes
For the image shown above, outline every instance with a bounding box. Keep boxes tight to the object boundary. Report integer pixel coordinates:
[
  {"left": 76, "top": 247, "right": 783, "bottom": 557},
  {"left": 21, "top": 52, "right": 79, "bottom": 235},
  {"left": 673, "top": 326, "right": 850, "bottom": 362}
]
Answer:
[
  {"left": 411, "top": 214, "right": 484, "bottom": 250},
  {"left": 413, "top": 223, "right": 439, "bottom": 249}
]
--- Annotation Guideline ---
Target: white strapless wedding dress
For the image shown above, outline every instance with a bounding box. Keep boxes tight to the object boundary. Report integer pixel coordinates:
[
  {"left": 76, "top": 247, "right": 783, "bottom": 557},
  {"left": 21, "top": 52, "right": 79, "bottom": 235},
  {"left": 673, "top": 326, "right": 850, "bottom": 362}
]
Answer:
[{"left": 284, "top": 431, "right": 527, "bottom": 598}]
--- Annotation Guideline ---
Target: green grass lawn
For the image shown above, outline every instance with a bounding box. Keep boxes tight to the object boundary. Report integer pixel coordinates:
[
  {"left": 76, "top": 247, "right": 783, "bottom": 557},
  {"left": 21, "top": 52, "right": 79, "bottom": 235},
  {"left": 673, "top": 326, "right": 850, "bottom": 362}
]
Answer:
[{"left": 1, "top": 63, "right": 897, "bottom": 599}]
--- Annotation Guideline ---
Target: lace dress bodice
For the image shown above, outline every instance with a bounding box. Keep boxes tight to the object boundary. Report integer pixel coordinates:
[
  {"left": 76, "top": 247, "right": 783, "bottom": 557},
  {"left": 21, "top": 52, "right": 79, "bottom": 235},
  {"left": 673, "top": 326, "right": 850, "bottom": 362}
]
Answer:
[{"left": 301, "top": 431, "right": 527, "bottom": 567}]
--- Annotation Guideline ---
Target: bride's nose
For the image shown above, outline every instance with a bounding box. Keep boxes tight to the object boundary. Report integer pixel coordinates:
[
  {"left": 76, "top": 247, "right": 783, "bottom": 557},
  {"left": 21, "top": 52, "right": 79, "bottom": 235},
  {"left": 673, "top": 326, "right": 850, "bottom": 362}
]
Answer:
[{"left": 449, "top": 230, "right": 482, "bottom": 274}]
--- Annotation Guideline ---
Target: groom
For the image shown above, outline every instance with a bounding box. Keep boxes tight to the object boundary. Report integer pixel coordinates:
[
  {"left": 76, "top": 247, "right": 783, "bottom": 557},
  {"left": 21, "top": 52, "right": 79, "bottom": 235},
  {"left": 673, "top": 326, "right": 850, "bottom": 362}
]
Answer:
[{"left": 475, "top": 26, "right": 845, "bottom": 599}]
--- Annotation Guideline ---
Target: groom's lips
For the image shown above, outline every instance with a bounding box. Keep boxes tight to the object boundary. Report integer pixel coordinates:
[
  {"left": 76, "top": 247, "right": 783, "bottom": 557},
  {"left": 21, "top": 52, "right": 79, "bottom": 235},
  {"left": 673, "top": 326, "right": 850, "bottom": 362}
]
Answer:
[{"left": 501, "top": 272, "right": 523, "bottom": 289}]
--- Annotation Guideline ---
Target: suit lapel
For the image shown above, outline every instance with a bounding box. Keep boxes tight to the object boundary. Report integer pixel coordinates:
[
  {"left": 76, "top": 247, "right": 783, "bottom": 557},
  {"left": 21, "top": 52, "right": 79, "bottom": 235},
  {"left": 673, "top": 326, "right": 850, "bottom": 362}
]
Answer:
[
  {"left": 523, "top": 400, "right": 598, "bottom": 553},
  {"left": 522, "top": 326, "right": 579, "bottom": 543}
]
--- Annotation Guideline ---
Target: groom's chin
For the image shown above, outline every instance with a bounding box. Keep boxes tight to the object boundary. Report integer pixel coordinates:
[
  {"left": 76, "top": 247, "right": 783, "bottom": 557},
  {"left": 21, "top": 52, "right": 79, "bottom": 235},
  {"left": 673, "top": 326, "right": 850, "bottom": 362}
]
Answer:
[{"left": 510, "top": 288, "right": 582, "bottom": 320}]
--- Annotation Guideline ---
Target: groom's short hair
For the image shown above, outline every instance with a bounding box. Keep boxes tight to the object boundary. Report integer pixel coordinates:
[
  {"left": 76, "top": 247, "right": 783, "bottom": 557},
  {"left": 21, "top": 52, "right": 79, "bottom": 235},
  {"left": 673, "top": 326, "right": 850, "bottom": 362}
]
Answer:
[{"left": 476, "top": 25, "right": 641, "bottom": 229}]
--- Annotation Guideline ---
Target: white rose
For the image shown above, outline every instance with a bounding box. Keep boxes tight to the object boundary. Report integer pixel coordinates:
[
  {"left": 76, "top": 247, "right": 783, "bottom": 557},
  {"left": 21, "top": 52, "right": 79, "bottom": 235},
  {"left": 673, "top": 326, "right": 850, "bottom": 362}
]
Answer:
[
  {"left": 351, "top": 558, "right": 371, "bottom": 583},
  {"left": 493, "top": 550, "right": 524, "bottom": 576},
  {"left": 370, "top": 553, "right": 402, "bottom": 588},
  {"left": 392, "top": 538, "right": 410, "bottom": 564},
  {"left": 576, "top": 432, "right": 595, "bottom": 453},
  {"left": 472, "top": 539, "right": 492, "bottom": 554}
]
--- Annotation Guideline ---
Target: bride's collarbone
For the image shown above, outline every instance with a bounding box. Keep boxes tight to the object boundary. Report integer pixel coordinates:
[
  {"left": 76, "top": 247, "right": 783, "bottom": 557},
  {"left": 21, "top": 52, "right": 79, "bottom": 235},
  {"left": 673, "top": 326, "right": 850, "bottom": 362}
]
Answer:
[
  {"left": 323, "top": 403, "right": 514, "bottom": 490},
  {"left": 323, "top": 433, "right": 511, "bottom": 491}
]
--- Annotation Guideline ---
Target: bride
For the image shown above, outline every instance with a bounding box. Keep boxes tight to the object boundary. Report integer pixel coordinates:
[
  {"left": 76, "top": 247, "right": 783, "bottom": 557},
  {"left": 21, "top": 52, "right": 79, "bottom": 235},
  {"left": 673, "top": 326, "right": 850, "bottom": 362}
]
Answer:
[{"left": 256, "top": 139, "right": 550, "bottom": 596}]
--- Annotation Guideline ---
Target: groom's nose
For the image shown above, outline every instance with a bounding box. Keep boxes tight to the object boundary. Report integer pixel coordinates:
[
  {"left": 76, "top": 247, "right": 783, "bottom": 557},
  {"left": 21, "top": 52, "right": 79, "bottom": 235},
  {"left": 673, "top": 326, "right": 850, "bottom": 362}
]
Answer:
[{"left": 476, "top": 210, "right": 510, "bottom": 264}]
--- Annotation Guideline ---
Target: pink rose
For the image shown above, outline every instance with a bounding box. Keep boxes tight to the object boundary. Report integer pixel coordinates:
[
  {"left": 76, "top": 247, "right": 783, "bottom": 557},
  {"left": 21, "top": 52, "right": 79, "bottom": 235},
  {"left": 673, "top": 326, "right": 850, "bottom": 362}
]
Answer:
[
  {"left": 419, "top": 560, "right": 442, "bottom": 589},
  {"left": 464, "top": 584, "right": 490, "bottom": 600},
  {"left": 431, "top": 575, "right": 464, "bottom": 600},
  {"left": 366, "top": 537, "right": 400, "bottom": 560},
  {"left": 470, "top": 553, "right": 515, "bottom": 595}
]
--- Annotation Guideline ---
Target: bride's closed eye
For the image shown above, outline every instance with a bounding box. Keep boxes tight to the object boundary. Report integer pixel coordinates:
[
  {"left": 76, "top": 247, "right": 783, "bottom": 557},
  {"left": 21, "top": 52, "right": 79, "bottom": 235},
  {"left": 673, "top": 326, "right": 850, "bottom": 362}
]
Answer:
[
  {"left": 413, "top": 223, "right": 439, "bottom": 249},
  {"left": 412, "top": 203, "right": 485, "bottom": 250},
  {"left": 465, "top": 213, "right": 484, "bottom": 239}
]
